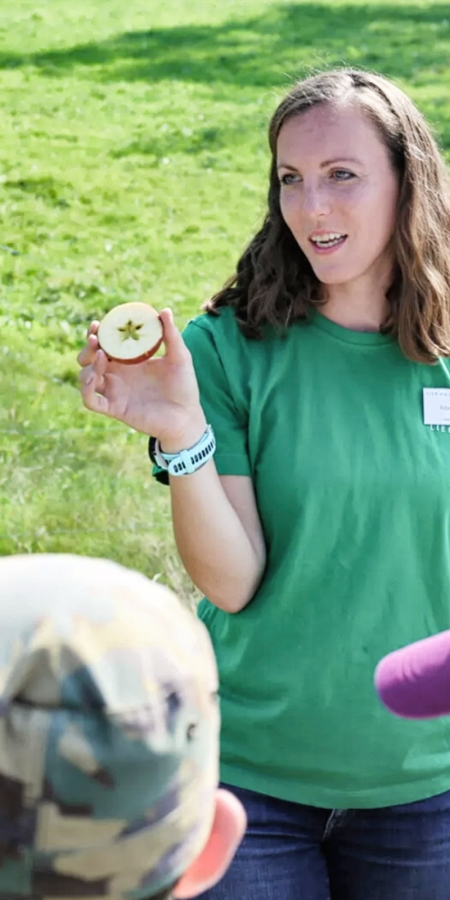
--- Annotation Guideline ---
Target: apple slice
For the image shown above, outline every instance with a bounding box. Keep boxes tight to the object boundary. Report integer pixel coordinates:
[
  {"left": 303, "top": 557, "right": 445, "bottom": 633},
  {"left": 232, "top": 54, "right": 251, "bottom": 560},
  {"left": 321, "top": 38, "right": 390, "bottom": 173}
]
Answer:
[{"left": 97, "top": 302, "right": 163, "bottom": 364}]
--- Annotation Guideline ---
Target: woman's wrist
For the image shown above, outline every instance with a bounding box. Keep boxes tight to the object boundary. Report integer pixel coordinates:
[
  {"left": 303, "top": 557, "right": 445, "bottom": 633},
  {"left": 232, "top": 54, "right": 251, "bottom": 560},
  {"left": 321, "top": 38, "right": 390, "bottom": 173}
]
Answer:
[{"left": 159, "top": 411, "right": 208, "bottom": 454}]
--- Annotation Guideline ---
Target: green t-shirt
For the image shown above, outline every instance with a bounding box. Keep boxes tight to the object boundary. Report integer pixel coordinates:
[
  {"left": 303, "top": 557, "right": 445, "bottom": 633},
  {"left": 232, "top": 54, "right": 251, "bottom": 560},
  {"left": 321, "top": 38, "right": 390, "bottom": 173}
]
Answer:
[{"left": 178, "top": 307, "right": 450, "bottom": 808}]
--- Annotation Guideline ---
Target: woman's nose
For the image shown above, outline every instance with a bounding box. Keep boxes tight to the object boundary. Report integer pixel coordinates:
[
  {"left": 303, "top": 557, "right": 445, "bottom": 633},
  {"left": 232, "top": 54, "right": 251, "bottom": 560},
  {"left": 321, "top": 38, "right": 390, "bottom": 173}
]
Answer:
[{"left": 302, "top": 185, "right": 332, "bottom": 218}]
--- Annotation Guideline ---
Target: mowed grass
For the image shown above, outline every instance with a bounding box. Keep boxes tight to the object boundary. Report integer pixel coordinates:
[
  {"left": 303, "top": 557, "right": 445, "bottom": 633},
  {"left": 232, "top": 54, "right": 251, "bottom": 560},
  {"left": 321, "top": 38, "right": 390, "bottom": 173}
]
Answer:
[{"left": 1, "top": 0, "right": 450, "bottom": 595}]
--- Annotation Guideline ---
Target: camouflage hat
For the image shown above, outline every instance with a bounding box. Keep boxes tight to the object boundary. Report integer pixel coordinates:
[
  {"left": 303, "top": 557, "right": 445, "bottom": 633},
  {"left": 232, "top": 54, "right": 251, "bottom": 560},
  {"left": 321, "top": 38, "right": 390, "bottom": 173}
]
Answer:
[{"left": 0, "top": 553, "right": 219, "bottom": 899}]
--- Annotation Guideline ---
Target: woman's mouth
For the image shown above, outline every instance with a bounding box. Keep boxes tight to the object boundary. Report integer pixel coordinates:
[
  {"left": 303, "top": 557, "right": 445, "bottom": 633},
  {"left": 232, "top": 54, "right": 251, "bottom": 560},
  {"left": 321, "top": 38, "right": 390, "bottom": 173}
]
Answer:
[{"left": 309, "top": 232, "right": 347, "bottom": 253}]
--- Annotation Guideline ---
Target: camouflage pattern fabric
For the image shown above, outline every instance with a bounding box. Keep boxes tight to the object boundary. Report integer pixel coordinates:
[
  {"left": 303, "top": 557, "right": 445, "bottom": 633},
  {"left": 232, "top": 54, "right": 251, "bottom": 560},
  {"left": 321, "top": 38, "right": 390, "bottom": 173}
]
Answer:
[{"left": 0, "top": 554, "right": 219, "bottom": 899}]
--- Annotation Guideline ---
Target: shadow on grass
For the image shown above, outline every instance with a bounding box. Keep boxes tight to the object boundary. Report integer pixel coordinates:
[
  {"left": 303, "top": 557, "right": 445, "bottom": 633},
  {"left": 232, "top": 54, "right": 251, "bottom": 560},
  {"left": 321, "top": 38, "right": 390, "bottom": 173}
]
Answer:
[{"left": 0, "top": 3, "right": 449, "bottom": 87}]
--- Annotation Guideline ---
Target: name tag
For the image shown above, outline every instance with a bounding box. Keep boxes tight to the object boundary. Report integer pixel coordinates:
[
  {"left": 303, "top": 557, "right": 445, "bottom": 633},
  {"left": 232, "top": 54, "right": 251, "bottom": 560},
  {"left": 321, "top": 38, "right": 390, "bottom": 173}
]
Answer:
[{"left": 423, "top": 388, "right": 450, "bottom": 425}]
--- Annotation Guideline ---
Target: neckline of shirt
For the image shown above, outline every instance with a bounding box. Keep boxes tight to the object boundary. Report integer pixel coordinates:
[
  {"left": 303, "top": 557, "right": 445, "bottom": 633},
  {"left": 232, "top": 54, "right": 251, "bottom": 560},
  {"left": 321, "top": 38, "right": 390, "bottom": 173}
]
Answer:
[{"left": 309, "top": 310, "right": 396, "bottom": 347}]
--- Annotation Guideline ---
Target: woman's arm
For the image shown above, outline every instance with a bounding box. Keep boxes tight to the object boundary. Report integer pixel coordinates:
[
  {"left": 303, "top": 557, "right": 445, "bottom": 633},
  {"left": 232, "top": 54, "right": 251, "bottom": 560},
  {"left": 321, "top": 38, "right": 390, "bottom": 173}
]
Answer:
[
  {"left": 166, "top": 422, "right": 266, "bottom": 612},
  {"left": 78, "top": 311, "right": 265, "bottom": 611}
]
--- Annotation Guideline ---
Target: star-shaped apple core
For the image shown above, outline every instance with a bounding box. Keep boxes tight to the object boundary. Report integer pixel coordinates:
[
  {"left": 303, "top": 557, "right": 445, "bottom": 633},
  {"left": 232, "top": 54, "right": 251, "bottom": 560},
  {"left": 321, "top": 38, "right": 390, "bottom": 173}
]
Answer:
[{"left": 118, "top": 319, "right": 144, "bottom": 342}]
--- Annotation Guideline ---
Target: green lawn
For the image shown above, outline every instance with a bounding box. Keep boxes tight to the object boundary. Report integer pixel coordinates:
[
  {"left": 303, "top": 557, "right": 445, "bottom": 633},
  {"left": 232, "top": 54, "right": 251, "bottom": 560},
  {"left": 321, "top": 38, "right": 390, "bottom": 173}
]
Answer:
[{"left": 2, "top": 0, "right": 450, "bottom": 595}]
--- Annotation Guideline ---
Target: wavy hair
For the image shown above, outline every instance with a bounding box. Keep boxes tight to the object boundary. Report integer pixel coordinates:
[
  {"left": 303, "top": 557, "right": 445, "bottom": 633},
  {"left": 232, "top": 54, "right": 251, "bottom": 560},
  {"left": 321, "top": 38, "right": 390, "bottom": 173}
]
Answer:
[{"left": 205, "top": 68, "right": 450, "bottom": 363}]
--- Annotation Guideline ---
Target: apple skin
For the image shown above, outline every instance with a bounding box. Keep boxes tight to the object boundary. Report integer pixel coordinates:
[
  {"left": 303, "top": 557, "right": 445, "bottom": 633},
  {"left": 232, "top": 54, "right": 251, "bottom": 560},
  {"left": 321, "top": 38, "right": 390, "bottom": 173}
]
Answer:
[{"left": 103, "top": 335, "right": 163, "bottom": 365}]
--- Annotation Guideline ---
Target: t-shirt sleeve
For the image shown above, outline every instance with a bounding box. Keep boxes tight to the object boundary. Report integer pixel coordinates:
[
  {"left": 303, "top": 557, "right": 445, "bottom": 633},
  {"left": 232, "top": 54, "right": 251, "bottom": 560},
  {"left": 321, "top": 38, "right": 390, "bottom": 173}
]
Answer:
[{"left": 152, "top": 316, "right": 251, "bottom": 485}]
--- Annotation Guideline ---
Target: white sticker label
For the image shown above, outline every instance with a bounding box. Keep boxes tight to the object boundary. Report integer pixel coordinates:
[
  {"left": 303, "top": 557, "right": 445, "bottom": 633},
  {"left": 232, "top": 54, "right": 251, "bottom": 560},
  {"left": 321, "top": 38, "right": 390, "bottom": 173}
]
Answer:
[{"left": 423, "top": 388, "right": 450, "bottom": 425}]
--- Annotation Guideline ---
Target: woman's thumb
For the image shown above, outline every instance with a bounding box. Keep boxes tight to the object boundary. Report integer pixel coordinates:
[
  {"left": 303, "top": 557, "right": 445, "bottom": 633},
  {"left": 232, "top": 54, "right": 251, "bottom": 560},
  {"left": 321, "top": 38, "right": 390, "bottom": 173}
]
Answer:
[{"left": 159, "top": 308, "right": 190, "bottom": 362}]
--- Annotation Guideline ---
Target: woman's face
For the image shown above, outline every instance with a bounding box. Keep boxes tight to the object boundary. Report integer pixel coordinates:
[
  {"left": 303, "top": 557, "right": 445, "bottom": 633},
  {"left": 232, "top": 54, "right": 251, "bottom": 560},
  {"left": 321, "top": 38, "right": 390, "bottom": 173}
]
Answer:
[{"left": 277, "top": 103, "right": 399, "bottom": 292}]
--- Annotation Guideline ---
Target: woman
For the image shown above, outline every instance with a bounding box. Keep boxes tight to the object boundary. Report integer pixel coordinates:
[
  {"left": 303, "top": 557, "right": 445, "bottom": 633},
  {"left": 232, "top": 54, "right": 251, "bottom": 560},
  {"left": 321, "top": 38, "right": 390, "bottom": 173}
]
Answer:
[{"left": 78, "top": 69, "right": 450, "bottom": 899}]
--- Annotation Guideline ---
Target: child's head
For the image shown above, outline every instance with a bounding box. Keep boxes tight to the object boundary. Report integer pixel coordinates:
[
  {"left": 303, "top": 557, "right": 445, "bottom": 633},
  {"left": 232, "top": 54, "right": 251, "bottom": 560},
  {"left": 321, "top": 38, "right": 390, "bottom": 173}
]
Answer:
[{"left": 0, "top": 553, "right": 245, "bottom": 899}]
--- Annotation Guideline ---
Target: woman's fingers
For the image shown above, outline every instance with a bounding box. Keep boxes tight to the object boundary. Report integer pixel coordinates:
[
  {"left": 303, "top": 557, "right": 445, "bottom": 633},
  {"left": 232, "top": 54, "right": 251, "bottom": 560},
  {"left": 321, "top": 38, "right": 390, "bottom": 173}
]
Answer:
[
  {"left": 78, "top": 311, "right": 189, "bottom": 370},
  {"left": 159, "top": 308, "right": 191, "bottom": 364},
  {"left": 78, "top": 309, "right": 193, "bottom": 426},
  {"left": 77, "top": 331, "right": 100, "bottom": 368},
  {"left": 79, "top": 351, "right": 111, "bottom": 416},
  {"left": 78, "top": 349, "right": 108, "bottom": 386},
  {"left": 93, "top": 348, "right": 109, "bottom": 376},
  {"left": 81, "top": 377, "right": 110, "bottom": 415}
]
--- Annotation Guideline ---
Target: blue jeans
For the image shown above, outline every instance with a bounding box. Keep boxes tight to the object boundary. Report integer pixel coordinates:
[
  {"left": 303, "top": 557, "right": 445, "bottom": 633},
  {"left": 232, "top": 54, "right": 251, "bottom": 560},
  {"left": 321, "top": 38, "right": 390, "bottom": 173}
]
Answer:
[{"left": 197, "top": 783, "right": 450, "bottom": 899}]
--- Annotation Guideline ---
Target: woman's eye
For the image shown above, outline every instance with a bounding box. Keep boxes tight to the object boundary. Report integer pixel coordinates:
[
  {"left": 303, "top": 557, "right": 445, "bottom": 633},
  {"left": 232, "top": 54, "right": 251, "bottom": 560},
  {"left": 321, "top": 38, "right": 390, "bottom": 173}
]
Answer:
[
  {"left": 280, "top": 173, "right": 301, "bottom": 186},
  {"left": 331, "top": 169, "right": 355, "bottom": 181}
]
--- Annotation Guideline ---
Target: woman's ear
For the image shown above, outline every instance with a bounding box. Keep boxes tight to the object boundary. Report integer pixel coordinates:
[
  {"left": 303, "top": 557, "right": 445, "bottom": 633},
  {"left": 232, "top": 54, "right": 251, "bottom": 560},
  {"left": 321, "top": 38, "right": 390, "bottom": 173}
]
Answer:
[{"left": 173, "top": 789, "right": 247, "bottom": 899}]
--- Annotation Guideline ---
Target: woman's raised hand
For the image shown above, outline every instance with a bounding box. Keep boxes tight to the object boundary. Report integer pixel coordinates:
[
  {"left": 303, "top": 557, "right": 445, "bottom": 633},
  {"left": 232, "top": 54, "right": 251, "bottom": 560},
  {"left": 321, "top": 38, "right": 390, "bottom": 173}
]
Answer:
[{"left": 77, "top": 308, "right": 206, "bottom": 447}]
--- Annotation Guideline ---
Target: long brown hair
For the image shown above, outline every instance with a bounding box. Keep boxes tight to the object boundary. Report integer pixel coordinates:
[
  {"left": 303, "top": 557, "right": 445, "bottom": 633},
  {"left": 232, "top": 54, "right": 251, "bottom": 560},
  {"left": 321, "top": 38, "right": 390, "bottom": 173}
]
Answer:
[{"left": 205, "top": 68, "right": 450, "bottom": 363}]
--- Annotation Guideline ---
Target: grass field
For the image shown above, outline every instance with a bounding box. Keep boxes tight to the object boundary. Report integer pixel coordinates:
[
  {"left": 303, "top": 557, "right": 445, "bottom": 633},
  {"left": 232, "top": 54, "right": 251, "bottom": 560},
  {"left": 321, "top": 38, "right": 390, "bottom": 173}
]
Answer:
[{"left": 2, "top": 0, "right": 450, "bottom": 596}]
